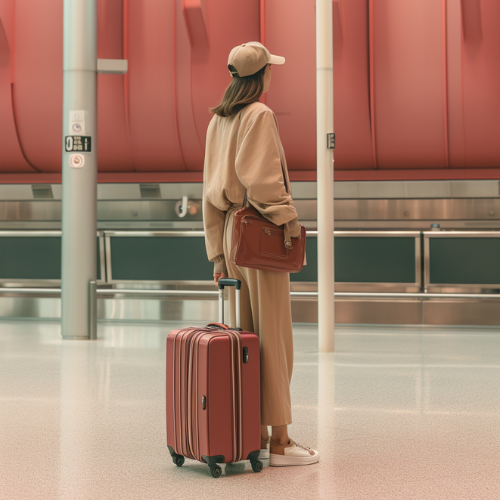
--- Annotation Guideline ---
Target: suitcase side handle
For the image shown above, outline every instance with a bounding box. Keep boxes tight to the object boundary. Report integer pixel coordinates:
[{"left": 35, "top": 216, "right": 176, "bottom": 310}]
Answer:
[{"left": 217, "top": 279, "right": 241, "bottom": 329}]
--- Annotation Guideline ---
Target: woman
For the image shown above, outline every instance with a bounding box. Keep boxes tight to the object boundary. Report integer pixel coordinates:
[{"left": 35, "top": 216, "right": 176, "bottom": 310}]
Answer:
[{"left": 203, "top": 41, "right": 319, "bottom": 467}]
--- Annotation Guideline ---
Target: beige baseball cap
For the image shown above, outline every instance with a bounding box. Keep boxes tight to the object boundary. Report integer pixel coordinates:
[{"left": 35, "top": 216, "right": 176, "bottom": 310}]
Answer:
[{"left": 228, "top": 41, "right": 285, "bottom": 77}]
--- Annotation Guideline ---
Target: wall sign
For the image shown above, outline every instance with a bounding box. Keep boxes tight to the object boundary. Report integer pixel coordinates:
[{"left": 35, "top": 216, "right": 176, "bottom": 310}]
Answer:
[
  {"left": 327, "top": 133, "right": 335, "bottom": 149},
  {"left": 69, "top": 110, "right": 86, "bottom": 135},
  {"left": 69, "top": 154, "right": 84, "bottom": 168},
  {"left": 65, "top": 136, "right": 92, "bottom": 153}
]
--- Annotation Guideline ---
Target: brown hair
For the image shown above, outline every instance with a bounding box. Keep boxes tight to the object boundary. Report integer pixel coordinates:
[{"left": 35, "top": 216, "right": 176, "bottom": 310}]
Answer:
[{"left": 210, "top": 64, "right": 267, "bottom": 118}]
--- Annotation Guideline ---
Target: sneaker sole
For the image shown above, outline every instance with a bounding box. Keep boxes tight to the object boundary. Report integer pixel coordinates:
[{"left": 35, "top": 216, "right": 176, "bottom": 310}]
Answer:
[
  {"left": 258, "top": 449, "right": 270, "bottom": 460},
  {"left": 269, "top": 451, "right": 320, "bottom": 467}
]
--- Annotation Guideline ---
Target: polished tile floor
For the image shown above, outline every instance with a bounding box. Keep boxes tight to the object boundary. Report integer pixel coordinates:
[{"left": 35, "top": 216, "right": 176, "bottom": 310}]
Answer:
[{"left": 0, "top": 320, "right": 499, "bottom": 500}]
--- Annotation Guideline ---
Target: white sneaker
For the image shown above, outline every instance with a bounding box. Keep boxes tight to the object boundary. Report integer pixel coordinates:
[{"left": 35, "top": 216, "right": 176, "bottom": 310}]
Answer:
[
  {"left": 259, "top": 438, "right": 270, "bottom": 460},
  {"left": 269, "top": 439, "right": 320, "bottom": 467}
]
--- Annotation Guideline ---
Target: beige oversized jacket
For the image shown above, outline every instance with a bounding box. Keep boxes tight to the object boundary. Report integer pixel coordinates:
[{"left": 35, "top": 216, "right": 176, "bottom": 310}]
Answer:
[{"left": 203, "top": 101, "right": 299, "bottom": 267}]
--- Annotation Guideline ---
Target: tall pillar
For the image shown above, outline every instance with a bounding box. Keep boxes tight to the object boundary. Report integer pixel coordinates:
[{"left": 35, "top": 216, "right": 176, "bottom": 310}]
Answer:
[
  {"left": 61, "top": 0, "right": 98, "bottom": 339},
  {"left": 316, "top": 0, "right": 335, "bottom": 352}
]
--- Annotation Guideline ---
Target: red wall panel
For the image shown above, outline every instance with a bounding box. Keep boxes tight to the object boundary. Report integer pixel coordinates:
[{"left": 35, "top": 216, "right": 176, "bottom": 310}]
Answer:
[
  {"left": 12, "top": 0, "right": 63, "bottom": 172},
  {"left": 264, "top": 0, "right": 317, "bottom": 171},
  {"left": 177, "top": 0, "right": 260, "bottom": 171},
  {"left": 461, "top": 0, "right": 500, "bottom": 168},
  {"left": 371, "top": 0, "right": 448, "bottom": 169},
  {"left": 96, "top": 0, "right": 134, "bottom": 172},
  {"left": 446, "top": 0, "right": 466, "bottom": 169},
  {"left": 126, "top": 0, "right": 183, "bottom": 171},
  {"left": 10, "top": 0, "right": 137, "bottom": 174},
  {"left": 174, "top": 0, "right": 204, "bottom": 171},
  {"left": 0, "top": 0, "right": 498, "bottom": 183},
  {"left": 126, "top": 0, "right": 259, "bottom": 172},
  {"left": 0, "top": 1, "right": 36, "bottom": 172},
  {"left": 332, "top": 0, "right": 374, "bottom": 170},
  {"left": 265, "top": 0, "right": 375, "bottom": 172}
]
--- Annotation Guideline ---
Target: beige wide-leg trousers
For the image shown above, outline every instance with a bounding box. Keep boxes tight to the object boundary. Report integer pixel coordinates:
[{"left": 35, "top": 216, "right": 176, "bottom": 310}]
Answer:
[{"left": 222, "top": 204, "right": 294, "bottom": 426}]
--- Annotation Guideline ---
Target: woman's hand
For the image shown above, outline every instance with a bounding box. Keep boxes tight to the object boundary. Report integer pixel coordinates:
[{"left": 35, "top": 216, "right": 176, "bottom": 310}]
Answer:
[{"left": 214, "top": 272, "right": 227, "bottom": 287}]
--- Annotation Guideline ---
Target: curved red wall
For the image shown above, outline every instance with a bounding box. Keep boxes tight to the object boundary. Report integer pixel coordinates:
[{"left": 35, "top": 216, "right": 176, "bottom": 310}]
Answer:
[{"left": 0, "top": 0, "right": 499, "bottom": 182}]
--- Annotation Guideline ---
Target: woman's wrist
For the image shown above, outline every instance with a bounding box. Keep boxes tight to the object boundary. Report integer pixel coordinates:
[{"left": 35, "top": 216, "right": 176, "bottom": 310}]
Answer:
[
  {"left": 213, "top": 254, "right": 228, "bottom": 275},
  {"left": 287, "top": 217, "right": 302, "bottom": 238}
]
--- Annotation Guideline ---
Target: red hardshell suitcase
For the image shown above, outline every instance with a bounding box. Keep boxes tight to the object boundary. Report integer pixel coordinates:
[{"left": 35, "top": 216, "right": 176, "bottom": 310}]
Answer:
[{"left": 166, "top": 278, "right": 262, "bottom": 478}]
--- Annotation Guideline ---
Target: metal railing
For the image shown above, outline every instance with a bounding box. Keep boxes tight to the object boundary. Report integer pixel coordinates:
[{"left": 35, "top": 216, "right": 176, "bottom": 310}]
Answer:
[{"left": 0, "top": 288, "right": 499, "bottom": 300}]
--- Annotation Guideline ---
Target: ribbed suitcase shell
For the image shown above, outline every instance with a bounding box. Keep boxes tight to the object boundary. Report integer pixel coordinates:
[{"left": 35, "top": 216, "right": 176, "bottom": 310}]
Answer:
[{"left": 166, "top": 325, "right": 260, "bottom": 467}]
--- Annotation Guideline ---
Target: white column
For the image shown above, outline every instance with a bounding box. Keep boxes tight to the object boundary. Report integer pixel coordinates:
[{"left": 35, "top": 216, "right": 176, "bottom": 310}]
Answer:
[
  {"left": 316, "top": 0, "right": 335, "bottom": 352},
  {"left": 61, "top": 0, "right": 98, "bottom": 339}
]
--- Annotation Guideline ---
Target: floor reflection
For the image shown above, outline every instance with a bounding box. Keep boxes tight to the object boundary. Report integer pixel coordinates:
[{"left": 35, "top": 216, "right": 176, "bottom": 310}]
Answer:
[{"left": 0, "top": 321, "right": 498, "bottom": 499}]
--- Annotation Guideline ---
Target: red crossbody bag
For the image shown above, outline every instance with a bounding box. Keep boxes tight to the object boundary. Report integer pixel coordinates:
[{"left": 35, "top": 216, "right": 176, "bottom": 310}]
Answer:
[{"left": 230, "top": 202, "right": 306, "bottom": 273}]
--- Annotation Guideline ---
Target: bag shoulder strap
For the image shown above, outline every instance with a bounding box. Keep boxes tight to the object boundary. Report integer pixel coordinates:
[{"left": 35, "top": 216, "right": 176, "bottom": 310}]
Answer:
[{"left": 237, "top": 106, "right": 294, "bottom": 249}]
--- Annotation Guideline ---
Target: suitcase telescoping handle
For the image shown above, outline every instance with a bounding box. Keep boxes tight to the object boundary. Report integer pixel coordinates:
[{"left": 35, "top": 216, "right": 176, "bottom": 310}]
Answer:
[{"left": 217, "top": 278, "right": 241, "bottom": 330}]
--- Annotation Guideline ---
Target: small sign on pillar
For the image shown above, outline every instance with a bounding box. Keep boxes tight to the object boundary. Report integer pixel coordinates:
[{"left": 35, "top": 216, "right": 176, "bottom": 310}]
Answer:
[{"left": 65, "top": 135, "right": 92, "bottom": 153}]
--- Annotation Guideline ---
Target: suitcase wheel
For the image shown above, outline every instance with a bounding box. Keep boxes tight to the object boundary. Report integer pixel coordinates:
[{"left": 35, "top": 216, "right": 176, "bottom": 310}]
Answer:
[
  {"left": 167, "top": 445, "right": 185, "bottom": 467},
  {"left": 251, "top": 460, "right": 263, "bottom": 473},
  {"left": 210, "top": 465, "right": 222, "bottom": 478}
]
